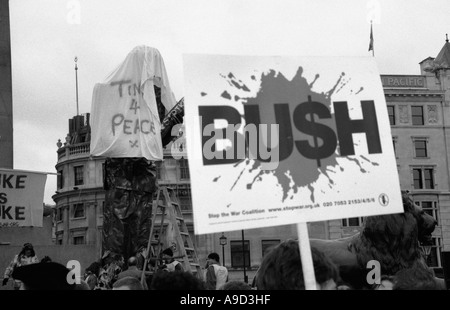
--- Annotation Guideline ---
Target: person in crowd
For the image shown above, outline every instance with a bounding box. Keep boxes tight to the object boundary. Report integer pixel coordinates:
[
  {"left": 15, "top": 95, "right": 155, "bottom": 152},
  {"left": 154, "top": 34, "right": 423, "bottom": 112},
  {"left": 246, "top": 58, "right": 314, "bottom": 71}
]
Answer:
[
  {"left": 40, "top": 256, "right": 52, "bottom": 263},
  {"left": 150, "top": 270, "right": 205, "bottom": 290},
  {"left": 251, "top": 244, "right": 278, "bottom": 288},
  {"left": 219, "top": 280, "right": 253, "bottom": 290},
  {"left": 102, "top": 253, "right": 124, "bottom": 288},
  {"left": 84, "top": 262, "right": 101, "bottom": 290},
  {"left": 255, "top": 239, "right": 340, "bottom": 290},
  {"left": 393, "top": 266, "right": 440, "bottom": 290},
  {"left": 11, "top": 261, "right": 75, "bottom": 290},
  {"left": 94, "top": 252, "right": 120, "bottom": 290},
  {"left": 112, "top": 276, "right": 144, "bottom": 290},
  {"left": 205, "top": 252, "right": 228, "bottom": 290},
  {"left": 117, "top": 256, "right": 148, "bottom": 290},
  {"left": 2, "top": 243, "right": 39, "bottom": 290},
  {"left": 159, "top": 247, "right": 184, "bottom": 272}
]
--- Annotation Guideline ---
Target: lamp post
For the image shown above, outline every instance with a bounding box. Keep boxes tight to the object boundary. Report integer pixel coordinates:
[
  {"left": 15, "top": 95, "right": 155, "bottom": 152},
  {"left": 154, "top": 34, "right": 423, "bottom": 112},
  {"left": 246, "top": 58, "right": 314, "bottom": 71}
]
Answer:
[
  {"left": 242, "top": 230, "right": 248, "bottom": 283},
  {"left": 219, "top": 233, "right": 227, "bottom": 267}
]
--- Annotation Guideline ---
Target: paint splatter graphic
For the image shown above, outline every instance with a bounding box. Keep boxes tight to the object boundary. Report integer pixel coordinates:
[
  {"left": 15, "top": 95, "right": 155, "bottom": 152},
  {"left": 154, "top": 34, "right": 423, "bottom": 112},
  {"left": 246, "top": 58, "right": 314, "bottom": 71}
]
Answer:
[{"left": 213, "top": 67, "right": 377, "bottom": 203}]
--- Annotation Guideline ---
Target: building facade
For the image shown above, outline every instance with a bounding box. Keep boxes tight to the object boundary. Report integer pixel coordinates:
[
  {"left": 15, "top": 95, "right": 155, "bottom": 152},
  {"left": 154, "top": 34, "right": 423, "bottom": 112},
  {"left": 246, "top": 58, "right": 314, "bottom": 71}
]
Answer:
[{"left": 325, "top": 39, "right": 450, "bottom": 276}]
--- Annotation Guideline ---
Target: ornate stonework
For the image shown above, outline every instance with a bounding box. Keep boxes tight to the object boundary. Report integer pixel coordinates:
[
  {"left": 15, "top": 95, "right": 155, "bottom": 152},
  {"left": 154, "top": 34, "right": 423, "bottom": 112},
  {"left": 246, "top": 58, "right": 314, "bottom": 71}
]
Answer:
[
  {"left": 399, "top": 105, "right": 409, "bottom": 123},
  {"left": 428, "top": 105, "right": 438, "bottom": 123}
]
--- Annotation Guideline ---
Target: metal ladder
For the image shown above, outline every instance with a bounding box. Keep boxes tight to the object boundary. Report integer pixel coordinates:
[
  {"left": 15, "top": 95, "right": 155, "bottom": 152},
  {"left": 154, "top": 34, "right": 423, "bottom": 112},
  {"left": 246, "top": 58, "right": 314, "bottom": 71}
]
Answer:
[{"left": 141, "top": 186, "right": 202, "bottom": 280}]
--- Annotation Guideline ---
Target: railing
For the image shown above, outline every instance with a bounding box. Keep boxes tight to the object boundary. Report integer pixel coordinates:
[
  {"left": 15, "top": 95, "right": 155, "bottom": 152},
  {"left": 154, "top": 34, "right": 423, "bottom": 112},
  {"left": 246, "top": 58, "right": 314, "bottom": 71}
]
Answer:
[
  {"left": 57, "top": 142, "right": 90, "bottom": 161},
  {"left": 69, "top": 142, "right": 90, "bottom": 156}
]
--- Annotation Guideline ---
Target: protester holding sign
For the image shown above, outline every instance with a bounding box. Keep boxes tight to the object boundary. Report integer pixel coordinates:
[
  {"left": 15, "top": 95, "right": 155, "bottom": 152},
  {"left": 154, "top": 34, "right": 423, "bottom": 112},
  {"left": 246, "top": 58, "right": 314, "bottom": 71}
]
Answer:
[
  {"left": 2, "top": 243, "right": 39, "bottom": 289},
  {"left": 255, "top": 239, "right": 339, "bottom": 290}
]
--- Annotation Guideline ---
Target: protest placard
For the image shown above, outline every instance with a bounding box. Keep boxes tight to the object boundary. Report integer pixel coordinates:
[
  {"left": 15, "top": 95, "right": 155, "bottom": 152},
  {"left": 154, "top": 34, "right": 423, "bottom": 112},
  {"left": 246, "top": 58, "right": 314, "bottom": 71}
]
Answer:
[
  {"left": 183, "top": 54, "right": 403, "bottom": 235},
  {"left": 0, "top": 168, "right": 47, "bottom": 227}
]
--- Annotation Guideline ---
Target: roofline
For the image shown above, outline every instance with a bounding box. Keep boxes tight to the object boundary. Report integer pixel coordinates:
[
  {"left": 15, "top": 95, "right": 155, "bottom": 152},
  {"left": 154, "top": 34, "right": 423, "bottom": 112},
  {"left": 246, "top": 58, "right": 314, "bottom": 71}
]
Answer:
[{"left": 419, "top": 56, "right": 435, "bottom": 64}]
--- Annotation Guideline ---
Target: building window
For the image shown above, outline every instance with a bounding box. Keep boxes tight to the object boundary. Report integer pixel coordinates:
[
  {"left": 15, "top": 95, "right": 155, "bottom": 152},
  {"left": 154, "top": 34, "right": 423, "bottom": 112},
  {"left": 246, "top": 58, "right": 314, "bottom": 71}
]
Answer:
[
  {"left": 425, "top": 237, "right": 442, "bottom": 268},
  {"left": 387, "top": 105, "right": 395, "bottom": 125},
  {"left": 74, "top": 165, "right": 84, "bottom": 186},
  {"left": 230, "top": 240, "right": 250, "bottom": 268},
  {"left": 417, "top": 201, "right": 439, "bottom": 225},
  {"left": 342, "top": 217, "right": 364, "bottom": 227},
  {"left": 73, "top": 203, "right": 85, "bottom": 218},
  {"left": 412, "top": 167, "right": 435, "bottom": 189},
  {"left": 56, "top": 234, "right": 63, "bottom": 245},
  {"left": 179, "top": 159, "right": 190, "bottom": 180},
  {"left": 179, "top": 197, "right": 192, "bottom": 211},
  {"left": 177, "top": 187, "right": 192, "bottom": 211},
  {"left": 57, "top": 169, "right": 64, "bottom": 189},
  {"left": 73, "top": 236, "right": 85, "bottom": 245},
  {"left": 57, "top": 207, "right": 63, "bottom": 222},
  {"left": 71, "top": 229, "right": 86, "bottom": 245},
  {"left": 261, "top": 240, "right": 280, "bottom": 257},
  {"left": 413, "top": 139, "right": 428, "bottom": 158},
  {"left": 411, "top": 106, "right": 424, "bottom": 125}
]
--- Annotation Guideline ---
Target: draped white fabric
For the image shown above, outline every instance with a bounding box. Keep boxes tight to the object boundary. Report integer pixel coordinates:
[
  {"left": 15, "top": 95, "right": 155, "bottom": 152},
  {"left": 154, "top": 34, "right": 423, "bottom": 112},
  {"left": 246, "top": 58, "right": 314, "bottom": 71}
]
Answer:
[{"left": 90, "top": 46, "right": 176, "bottom": 160}]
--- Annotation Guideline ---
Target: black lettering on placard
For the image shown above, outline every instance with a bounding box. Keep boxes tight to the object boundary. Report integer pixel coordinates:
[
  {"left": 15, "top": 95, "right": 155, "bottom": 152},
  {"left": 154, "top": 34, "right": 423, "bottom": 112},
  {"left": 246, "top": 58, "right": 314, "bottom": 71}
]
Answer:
[{"left": 199, "top": 100, "right": 381, "bottom": 165}]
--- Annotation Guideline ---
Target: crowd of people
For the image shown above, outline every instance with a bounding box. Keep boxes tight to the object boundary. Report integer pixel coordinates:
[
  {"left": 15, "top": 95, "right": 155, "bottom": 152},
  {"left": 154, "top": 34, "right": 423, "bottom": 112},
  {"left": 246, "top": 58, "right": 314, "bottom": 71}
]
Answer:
[{"left": 1, "top": 241, "right": 445, "bottom": 290}]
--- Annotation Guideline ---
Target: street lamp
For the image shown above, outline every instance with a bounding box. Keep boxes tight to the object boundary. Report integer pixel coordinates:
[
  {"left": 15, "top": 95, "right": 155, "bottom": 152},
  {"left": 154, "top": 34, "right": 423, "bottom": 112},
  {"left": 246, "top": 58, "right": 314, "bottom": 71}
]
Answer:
[
  {"left": 219, "top": 233, "right": 227, "bottom": 266},
  {"left": 242, "top": 230, "right": 248, "bottom": 283}
]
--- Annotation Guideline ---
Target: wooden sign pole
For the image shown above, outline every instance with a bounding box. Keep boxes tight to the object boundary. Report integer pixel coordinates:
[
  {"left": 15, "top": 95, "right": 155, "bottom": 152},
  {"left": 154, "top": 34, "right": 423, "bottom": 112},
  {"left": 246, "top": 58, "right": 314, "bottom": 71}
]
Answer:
[{"left": 297, "top": 222, "right": 317, "bottom": 290}]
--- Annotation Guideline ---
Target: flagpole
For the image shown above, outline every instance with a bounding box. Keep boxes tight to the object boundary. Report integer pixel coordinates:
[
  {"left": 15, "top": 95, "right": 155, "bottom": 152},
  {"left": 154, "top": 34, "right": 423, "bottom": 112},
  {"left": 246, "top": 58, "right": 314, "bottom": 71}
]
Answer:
[
  {"left": 370, "top": 21, "right": 374, "bottom": 57},
  {"left": 75, "top": 56, "right": 79, "bottom": 116},
  {"left": 372, "top": 21, "right": 374, "bottom": 57}
]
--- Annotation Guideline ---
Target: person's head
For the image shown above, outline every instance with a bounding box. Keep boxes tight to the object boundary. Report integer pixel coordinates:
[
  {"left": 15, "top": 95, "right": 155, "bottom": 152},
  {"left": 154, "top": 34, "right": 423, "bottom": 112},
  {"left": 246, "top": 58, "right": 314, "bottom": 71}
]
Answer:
[
  {"left": 207, "top": 252, "right": 220, "bottom": 265},
  {"left": 20, "top": 243, "right": 35, "bottom": 257},
  {"left": 161, "top": 248, "right": 174, "bottom": 263},
  {"left": 219, "top": 280, "right": 252, "bottom": 290},
  {"left": 256, "top": 239, "right": 339, "bottom": 290},
  {"left": 393, "top": 266, "right": 439, "bottom": 290},
  {"left": 40, "top": 256, "right": 52, "bottom": 263},
  {"left": 112, "top": 276, "right": 144, "bottom": 290},
  {"left": 11, "top": 262, "right": 75, "bottom": 290},
  {"left": 128, "top": 256, "right": 137, "bottom": 267},
  {"left": 150, "top": 270, "right": 205, "bottom": 290}
]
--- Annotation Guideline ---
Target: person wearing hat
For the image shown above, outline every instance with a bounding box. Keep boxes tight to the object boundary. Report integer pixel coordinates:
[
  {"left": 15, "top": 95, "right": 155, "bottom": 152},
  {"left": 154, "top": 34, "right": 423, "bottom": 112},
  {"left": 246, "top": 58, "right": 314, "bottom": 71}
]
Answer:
[
  {"left": 159, "top": 247, "right": 184, "bottom": 272},
  {"left": 3, "top": 243, "right": 39, "bottom": 290}
]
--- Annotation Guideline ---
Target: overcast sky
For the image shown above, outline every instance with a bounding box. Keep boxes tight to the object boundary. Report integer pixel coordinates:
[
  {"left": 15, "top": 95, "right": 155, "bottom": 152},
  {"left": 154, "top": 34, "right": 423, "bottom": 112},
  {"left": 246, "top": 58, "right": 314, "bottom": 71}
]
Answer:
[{"left": 8, "top": 0, "right": 450, "bottom": 204}]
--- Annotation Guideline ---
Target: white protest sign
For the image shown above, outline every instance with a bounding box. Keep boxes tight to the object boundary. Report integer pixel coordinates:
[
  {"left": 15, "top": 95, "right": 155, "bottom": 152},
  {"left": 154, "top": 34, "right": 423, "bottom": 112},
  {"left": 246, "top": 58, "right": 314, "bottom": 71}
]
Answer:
[
  {"left": 90, "top": 46, "right": 177, "bottom": 160},
  {"left": 0, "top": 168, "right": 47, "bottom": 227},
  {"left": 183, "top": 54, "right": 403, "bottom": 235}
]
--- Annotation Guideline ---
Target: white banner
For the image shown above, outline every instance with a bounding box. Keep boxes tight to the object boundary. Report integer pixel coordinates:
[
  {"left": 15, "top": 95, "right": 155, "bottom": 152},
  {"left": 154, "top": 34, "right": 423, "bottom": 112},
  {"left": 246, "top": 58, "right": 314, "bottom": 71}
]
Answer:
[
  {"left": 0, "top": 168, "right": 47, "bottom": 227},
  {"left": 90, "top": 46, "right": 177, "bottom": 160},
  {"left": 183, "top": 54, "right": 403, "bottom": 235}
]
